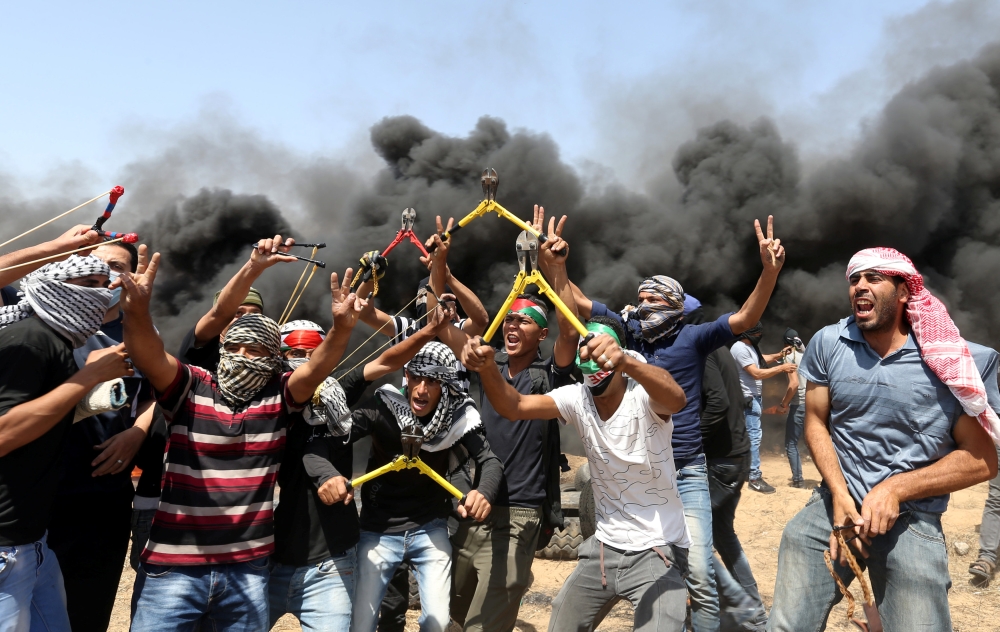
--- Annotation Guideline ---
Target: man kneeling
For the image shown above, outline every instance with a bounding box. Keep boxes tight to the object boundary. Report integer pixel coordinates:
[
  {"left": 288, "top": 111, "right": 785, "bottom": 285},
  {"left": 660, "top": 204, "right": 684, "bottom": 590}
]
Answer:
[{"left": 465, "top": 317, "right": 690, "bottom": 632}]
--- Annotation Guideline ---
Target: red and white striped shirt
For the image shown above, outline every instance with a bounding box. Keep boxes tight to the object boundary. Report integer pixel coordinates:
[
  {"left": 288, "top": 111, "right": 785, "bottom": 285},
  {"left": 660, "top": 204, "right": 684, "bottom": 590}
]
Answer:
[{"left": 141, "top": 363, "right": 301, "bottom": 565}]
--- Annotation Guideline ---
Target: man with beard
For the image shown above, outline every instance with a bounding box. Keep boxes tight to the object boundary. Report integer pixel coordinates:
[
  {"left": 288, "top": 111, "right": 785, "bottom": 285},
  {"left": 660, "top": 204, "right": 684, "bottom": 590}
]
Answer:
[
  {"left": 729, "top": 322, "right": 797, "bottom": 494},
  {"left": 558, "top": 211, "right": 787, "bottom": 632},
  {"left": 313, "top": 340, "right": 501, "bottom": 632},
  {"left": 0, "top": 254, "right": 132, "bottom": 631},
  {"left": 118, "top": 245, "right": 366, "bottom": 630},
  {"left": 267, "top": 307, "right": 458, "bottom": 631},
  {"left": 769, "top": 248, "right": 1000, "bottom": 632},
  {"left": 464, "top": 317, "right": 689, "bottom": 632},
  {"left": 447, "top": 212, "right": 577, "bottom": 632}
]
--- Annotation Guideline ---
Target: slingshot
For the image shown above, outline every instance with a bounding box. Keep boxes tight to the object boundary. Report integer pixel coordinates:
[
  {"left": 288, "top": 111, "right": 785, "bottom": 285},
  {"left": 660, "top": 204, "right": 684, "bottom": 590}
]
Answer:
[
  {"left": 426, "top": 168, "right": 547, "bottom": 253},
  {"left": 482, "top": 230, "right": 592, "bottom": 344},
  {"left": 347, "top": 423, "right": 467, "bottom": 503},
  {"left": 824, "top": 526, "right": 883, "bottom": 632}
]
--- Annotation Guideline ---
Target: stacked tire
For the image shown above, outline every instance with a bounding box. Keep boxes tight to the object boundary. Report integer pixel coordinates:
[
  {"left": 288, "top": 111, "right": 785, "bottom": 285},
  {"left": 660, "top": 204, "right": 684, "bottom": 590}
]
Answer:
[{"left": 535, "top": 462, "right": 594, "bottom": 560}]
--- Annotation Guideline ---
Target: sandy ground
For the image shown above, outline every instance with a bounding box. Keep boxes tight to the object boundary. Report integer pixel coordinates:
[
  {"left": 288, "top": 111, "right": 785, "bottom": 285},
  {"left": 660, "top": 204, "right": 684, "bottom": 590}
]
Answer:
[{"left": 108, "top": 451, "right": 1000, "bottom": 632}]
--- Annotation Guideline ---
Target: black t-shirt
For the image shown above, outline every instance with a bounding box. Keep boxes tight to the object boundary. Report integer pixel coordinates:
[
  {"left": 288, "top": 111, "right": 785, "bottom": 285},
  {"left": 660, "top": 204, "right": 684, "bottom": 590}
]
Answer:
[
  {"left": 480, "top": 355, "right": 556, "bottom": 508},
  {"left": 0, "top": 286, "right": 18, "bottom": 307},
  {"left": 178, "top": 326, "right": 221, "bottom": 373},
  {"left": 57, "top": 315, "right": 153, "bottom": 496},
  {"left": 273, "top": 366, "right": 371, "bottom": 566},
  {"left": 319, "top": 395, "right": 503, "bottom": 534},
  {"left": 0, "top": 318, "right": 78, "bottom": 545},
  {"left": 700, "top": 346, "right": 751, "bottom": 459},
  {"left": 133, "top": 409, "right": 168, "bottom": 499}
]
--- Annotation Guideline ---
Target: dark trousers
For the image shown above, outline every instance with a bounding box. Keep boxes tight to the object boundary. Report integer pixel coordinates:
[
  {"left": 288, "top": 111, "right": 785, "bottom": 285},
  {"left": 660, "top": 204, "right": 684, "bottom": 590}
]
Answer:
[
  {"left": 47, "top": 488, "right": 133, "bottom": 632},
  {"left": 708, "top": 454, "right": 766, "bottom": 630}
]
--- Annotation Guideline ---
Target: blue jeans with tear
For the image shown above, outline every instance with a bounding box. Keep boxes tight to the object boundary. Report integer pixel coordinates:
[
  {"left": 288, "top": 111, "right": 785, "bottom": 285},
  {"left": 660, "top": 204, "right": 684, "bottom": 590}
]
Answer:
[
  {"left": 676, "top": 459, "right": 720, "bottom": 632},
  {"left": 0, "top": 534, "right": 70, "bottom": 632},
  {"left": 768, "top": 487, "right": 952, "bottom": 631}
]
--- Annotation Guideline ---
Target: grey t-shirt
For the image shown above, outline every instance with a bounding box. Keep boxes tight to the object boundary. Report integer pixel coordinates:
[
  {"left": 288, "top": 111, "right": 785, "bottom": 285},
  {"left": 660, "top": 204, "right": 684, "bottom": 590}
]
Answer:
[
  {"left": 730, "top": 341, "right": 762, "bottom": 399},
  {"left": 799, "top": 317, "right": 1000, "bottom": 513}
]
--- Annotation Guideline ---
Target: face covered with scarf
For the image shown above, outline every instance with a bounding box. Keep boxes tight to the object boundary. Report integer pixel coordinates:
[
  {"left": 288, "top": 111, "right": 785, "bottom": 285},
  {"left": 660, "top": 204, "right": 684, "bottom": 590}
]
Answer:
[
  {"left": 0, "top": 255, "right": 112, "bottom": 348},
  {"left": 377, "top": 341, "right": 479, "bottom": 450},
  {"left": 846, "top": 247, "right": 1000, "bottom": 444},
  {"left": 277, "top": 320, "right": 351, "bottom": 435},
  {"left": 783, "top": 327, "right": 804, "bottom": 352},
  {"left": 631, "top": 276, "right": 686, "bottom": 343},
  {"left": 576, "top": 321, "right": 624, "bottom": 396},
  {"left": 216, "top": 313, "right": 282, "bottom": 407}
]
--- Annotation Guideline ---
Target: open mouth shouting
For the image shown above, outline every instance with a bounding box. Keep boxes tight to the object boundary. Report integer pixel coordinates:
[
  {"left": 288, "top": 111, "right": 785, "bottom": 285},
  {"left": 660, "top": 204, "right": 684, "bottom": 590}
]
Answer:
[
  {"left": 410, "top": 394, "right": 431, "bottom": 414},
  {"left": 854, "top": 296, "right": 875, "bottom": 320},
  {"left": 505, "top": 331, "right": 521, "bottom": 352}
]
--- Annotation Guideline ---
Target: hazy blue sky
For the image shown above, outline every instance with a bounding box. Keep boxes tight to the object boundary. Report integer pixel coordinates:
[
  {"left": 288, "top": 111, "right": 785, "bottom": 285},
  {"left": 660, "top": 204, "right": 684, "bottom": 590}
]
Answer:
[{"left": 1, "top": 1, "right": 996, "bottom": 187}]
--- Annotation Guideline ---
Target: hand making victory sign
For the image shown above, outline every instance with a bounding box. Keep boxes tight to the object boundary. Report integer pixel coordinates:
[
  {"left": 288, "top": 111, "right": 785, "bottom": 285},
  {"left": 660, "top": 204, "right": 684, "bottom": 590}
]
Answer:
[{"left": 755, "top": 215, "right": 785, "bottom": 273}]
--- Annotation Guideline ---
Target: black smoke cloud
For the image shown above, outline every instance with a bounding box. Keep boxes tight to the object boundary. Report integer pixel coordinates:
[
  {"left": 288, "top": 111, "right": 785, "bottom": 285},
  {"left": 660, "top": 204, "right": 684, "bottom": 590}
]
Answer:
[{"left": 9, "top": 42, "right": 1000, "bottom": 355}]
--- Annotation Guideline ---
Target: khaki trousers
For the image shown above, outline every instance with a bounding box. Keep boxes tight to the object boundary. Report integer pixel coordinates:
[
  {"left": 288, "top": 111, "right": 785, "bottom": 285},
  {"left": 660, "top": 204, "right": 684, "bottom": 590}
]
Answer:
[{"left": 450, "top": 506, "right": 542, "bottom": 632}]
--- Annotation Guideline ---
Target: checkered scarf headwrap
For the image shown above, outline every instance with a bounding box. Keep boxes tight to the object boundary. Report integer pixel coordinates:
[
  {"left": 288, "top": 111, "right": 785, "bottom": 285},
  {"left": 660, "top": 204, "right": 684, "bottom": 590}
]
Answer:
[
  {"left": 283, "top": 355, "right": 352, "bottom": 437},
  {"left": 847, "top": 247, "right": 1000, "bottom": 443},
  {"left": 625, "top": 276, "right": 686, "bottom": 343},
  {"left": 376, "top": 341, "right": 480, "bottom": 451},
  {"left": 0, "top": 255, "right": 112, "bottom": 348},
  {"left": 216, "top": 313, "right": 282, "bottom": 407}
]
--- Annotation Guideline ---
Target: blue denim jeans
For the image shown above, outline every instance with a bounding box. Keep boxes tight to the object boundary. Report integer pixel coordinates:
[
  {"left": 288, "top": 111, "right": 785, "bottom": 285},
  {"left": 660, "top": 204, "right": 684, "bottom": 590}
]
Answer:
[
  {"left": 744, "top": 396, "right": 763, "bottom": 480},
  {"left": 0, "top": 534, "right": 70, "bottom": 632},
  {"left": 268, "top": 547, "right": 357, "bottom": 631},
  {"left": 676, "top": 459, "right": 720, "bottom": 632},
  {"left": 351, "top": 518, "right": 451, "bottom": 632},
  {"left": 783, "top": 404, "right": 804, "bottom": 484},
  {"left": 769, "top": 487, "right": 952, "bottom": 631},
  {"left": 130, "top": 558, "right": 270, "bottom": 631}
]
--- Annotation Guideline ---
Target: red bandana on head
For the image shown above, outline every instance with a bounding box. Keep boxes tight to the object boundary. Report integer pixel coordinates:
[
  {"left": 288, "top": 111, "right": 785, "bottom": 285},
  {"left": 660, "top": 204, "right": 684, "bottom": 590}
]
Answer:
[{"left": 846, "top": 247, "right": 1000, "bottom": 444}]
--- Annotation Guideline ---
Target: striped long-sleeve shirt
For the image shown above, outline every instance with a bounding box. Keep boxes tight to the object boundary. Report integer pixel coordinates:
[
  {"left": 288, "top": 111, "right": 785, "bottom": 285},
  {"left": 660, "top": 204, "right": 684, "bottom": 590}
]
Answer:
[{"left": 141, "top": 363, "right": 301, "bottom": 565}]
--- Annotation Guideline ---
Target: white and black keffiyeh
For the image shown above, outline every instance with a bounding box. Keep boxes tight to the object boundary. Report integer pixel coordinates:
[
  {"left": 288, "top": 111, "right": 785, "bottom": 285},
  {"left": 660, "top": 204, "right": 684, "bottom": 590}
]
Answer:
[
  {"left": 216, "top": 313, "right": 282, "bottom": 406},
  {"left": 377, "top": 341, "right": 481, "bottom": 451},
  {"left": 284, "top": 355, "right": 353, "bottom": 437},
  {"left": 0, "top": 255, "right": 112, "bottom": 348}
]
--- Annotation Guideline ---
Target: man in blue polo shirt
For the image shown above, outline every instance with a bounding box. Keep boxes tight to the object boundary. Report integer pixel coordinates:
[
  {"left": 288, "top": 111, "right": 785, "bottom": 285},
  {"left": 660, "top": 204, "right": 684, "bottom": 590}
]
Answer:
[
  {"left": 769, "top": 247, "right": 1000, "bottom": 632},
  {"left": 561, "top": 213, "right": 788, "bottom": 632}
]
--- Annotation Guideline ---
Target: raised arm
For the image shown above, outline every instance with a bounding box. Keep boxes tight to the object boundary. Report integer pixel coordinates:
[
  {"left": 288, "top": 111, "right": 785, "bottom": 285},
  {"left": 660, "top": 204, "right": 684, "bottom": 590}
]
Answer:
[
  {"left": 118, "top": 247, "right": 180, "bottom": 393},
  {"left": 192, "top": 234, "right": 297, "bottom": 345},
  {"left": 728, "top": 216, "right": 785, "bottom": 335},
  {"left": 362, "top": 300, "right": 457, "bottom": 381},
  {"left": 535, "top": 210, "right": 581, "bottom": 369},
  {"left": 0, "top": 225, "right": 103, "bottom": 291},
  {"left": 463, "top": 337, "right": 562, "bottom": 421},
  {"left": 287, "top": 269, "right": 365, "bottom": 404},
  {"left": 421, "top": 217, "right": 489, "bottom": 337}
]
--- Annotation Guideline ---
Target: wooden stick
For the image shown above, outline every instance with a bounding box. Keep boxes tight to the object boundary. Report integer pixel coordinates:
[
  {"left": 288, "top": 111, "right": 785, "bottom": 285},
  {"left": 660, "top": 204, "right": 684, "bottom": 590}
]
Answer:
[
  {"left": 0, "top": 237, "right": 124, "bottom": 273},
  {"left": 0, "top": 190, "right": 112, "bottom": 251}
]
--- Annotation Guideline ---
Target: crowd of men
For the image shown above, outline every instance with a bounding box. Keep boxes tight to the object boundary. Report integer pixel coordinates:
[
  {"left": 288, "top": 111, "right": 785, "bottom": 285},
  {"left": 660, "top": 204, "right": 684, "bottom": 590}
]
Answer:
[{"left": 0, "top": 204, "right": 999, "bottom": 632}]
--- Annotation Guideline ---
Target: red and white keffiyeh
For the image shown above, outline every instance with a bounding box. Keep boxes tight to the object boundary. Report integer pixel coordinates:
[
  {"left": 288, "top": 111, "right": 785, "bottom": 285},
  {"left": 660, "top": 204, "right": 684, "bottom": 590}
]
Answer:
[{"left": 846, "top": 247, "right": 1000, "bottom": 444}]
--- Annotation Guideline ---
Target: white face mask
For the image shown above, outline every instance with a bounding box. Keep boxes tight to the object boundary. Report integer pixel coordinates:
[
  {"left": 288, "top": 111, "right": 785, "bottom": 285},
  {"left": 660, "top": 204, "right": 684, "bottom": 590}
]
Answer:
[{"left": 106, "top": 271, "right": 123, "bottom": 307}]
